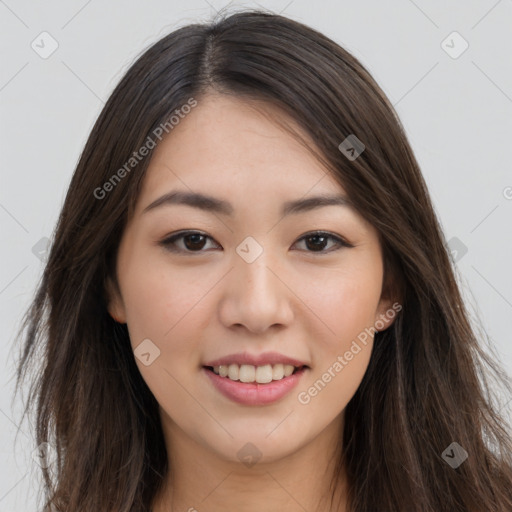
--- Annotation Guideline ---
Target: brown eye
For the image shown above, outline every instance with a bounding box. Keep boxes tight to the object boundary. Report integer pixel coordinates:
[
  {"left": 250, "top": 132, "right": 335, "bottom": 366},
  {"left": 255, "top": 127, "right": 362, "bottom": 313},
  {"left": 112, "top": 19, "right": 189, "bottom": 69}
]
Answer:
[
  {"left": 303, "top": 234, "right": 330, "bottom": 251},
  {"left": 182, "top": 233, "right": 207, "bottom": 251},
  {"left": 160, "top": 231, "right": 220, "bottom": 253},
  {"left": 293, "top": 231, "right": 352, "bottom": 254}
]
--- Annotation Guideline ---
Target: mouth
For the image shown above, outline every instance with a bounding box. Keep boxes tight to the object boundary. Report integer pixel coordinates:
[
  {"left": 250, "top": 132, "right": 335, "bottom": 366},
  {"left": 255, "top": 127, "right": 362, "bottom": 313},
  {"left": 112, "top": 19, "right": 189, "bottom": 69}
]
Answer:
[
  {"left": 202, "top": 363, "right": 309, "bottom": 384},
  {"left": 202, "top": 364, "right": 309, "bottom": 406}
]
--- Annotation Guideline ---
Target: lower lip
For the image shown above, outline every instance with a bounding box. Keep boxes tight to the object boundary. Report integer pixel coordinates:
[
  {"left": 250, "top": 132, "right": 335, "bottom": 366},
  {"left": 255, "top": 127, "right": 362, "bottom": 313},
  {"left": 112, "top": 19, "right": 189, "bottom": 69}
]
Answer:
[{"left": 203, "top": 366, "right": 307, "bottom": 406}]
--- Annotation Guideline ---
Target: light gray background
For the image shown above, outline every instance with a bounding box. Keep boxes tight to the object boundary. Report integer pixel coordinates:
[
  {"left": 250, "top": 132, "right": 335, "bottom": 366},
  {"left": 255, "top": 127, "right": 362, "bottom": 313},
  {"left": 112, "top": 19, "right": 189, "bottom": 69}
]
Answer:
[{"left": 1, "top": 1, "right": 511, "bottom": 510}]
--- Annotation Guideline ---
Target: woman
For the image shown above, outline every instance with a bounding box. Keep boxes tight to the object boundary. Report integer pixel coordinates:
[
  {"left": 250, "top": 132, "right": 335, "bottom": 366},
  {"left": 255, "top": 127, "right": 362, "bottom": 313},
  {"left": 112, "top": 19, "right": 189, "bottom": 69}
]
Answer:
[{"left": 14, "top": 9, "right": 512, "bottom": 512}]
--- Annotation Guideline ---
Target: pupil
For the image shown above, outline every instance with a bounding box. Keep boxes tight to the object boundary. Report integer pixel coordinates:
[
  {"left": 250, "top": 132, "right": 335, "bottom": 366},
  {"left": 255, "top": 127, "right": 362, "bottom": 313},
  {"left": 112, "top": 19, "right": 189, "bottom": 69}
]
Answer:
[
  {"left": 306, "top": 235, "right": 327, "bottom": 251},
  {"left": 185, "top": 234, "right": 206, "bottom": 250}
]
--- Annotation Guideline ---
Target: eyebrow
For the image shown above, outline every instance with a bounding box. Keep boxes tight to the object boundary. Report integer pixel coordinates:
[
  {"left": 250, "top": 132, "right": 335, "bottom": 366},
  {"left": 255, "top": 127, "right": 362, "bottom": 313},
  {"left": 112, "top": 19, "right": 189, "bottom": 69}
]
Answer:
[{"left": 142, "top": 190, "right": 352, "bottom": 217}]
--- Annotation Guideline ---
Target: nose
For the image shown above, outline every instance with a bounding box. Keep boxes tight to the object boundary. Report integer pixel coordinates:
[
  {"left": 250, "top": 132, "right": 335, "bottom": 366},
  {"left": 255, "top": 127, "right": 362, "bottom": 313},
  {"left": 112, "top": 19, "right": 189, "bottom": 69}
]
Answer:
[{"left": 217, "top": 245, "right": 294, "bottom": 334}]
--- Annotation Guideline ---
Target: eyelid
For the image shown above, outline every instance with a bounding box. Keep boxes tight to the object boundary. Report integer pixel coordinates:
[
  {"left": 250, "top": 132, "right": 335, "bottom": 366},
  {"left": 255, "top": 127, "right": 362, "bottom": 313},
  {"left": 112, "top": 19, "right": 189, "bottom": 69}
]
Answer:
[{"left": 159, "top": 230, "right": 354, "bottom": 254}]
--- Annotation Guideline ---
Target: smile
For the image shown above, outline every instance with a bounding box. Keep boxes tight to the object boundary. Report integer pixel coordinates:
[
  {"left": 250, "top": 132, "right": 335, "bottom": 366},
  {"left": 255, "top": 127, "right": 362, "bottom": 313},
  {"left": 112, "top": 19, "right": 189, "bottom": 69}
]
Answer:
[{"left": 203, "top": 365, "right": 308, "bottom": 405}]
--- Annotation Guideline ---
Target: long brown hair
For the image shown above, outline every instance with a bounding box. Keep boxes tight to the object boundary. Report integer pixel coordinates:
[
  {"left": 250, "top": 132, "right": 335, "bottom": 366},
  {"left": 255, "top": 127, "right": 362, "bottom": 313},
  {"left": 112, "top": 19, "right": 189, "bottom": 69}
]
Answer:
[{"left": 14, "top": 8, "right": 512, "bottom": 512}]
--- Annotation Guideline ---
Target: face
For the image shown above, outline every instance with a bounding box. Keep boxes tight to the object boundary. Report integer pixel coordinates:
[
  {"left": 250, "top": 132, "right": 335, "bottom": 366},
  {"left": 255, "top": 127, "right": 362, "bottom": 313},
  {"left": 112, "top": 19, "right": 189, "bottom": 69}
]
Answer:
[{"left": 107, "top": 93, "right": 396, "bottom": 465}]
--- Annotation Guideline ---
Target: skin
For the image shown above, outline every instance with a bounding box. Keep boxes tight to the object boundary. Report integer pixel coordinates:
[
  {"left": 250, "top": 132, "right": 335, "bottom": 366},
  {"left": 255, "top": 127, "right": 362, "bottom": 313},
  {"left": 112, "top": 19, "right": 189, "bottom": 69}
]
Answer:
[{"left": 107, "top": 92, "right": 397, "bottom": 512}]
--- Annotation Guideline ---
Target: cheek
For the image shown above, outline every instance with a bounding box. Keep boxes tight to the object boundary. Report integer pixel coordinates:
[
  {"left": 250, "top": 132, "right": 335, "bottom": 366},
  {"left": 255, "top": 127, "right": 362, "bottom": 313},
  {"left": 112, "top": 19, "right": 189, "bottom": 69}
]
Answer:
[
  {"left": 117, "top": 249, "right": 218, "bottom": 408},
  {"left": 119, "top": 246, "right": 214, "bottom": 363},
  {"left": 293, "top": 253, "right": 382, "bottom": 413},
  {"left": 300, "top": 256, "right": 383, "bottom": 352},
  {"left": 295, "top": 267, "right": 379, "bottom": 419},
  {"left": 119, "top": 251, "right": 215, "bottom": 414}
]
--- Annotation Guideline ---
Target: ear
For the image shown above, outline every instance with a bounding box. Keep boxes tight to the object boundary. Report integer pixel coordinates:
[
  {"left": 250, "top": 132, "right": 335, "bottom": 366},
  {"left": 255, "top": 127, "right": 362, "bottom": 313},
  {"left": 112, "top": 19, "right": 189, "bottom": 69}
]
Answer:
[
  {"left": 373, "top": 250, "right": 404, "bottom": 332},
  {"left": 374, "top": 296, "right": 401, "bottom": 332},
  {"left": 105, "top": 275, "right": 127, "bottom": 324}
]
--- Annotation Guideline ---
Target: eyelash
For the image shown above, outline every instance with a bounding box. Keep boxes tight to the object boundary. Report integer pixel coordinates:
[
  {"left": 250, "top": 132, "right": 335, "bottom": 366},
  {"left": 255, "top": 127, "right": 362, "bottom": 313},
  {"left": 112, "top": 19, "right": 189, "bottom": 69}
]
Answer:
[{"left": 159, "top": 230, "right": 354, "bottom": 255}]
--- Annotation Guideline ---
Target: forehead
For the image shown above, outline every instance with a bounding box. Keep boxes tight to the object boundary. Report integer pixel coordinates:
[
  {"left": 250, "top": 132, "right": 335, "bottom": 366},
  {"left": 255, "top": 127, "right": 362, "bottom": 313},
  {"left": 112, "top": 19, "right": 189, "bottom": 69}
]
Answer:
[{"left": 137, "top": 93, "right": 347, "bottom": 207}]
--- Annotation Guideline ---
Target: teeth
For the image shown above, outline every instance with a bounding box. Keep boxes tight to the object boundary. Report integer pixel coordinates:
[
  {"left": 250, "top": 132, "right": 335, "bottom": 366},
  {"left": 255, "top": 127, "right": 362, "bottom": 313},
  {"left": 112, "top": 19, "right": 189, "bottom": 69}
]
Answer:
[
  {"left": 239, "top": 364, "right": 255, "bottom": 383},
  {"left": 283, "top": 364, "right": 295, "bottom": 377},
  {"left": 211, "top": 363, "right": 300, "bottom": 383},
  {"left": 272, "top": 364, "right": 284, "bottom": 380},
  {"left": 255, "top": 365, "right": 272, "bottom": 383},
  {"left": 228, "top": 364, "right": 239, "bottom": 381}
]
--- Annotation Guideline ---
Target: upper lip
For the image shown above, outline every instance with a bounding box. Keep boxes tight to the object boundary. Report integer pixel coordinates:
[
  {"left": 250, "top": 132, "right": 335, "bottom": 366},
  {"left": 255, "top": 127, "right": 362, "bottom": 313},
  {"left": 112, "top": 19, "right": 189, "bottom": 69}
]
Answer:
[{"left": 203, "top": 351, "right": 309, "bottom": 368}]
